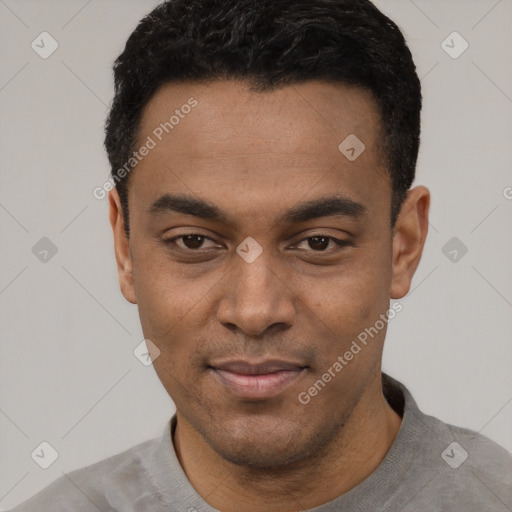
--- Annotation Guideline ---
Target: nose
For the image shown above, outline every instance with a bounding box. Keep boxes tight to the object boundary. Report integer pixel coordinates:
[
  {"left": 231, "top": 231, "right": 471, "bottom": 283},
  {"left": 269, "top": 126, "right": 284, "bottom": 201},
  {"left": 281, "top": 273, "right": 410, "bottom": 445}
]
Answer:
[{"left": 216, "top": 251, "right": 296, "bottom": 337}]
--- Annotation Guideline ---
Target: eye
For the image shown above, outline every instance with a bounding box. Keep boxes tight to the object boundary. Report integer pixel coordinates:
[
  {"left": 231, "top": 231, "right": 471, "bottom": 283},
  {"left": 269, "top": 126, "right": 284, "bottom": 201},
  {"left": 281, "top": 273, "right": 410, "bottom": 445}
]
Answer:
[
  {"left": 165, "top": 234, "right": 219, "bottom": 251},
  {"left": 295, "top": 235, "right": 350, "bottom": 252}
]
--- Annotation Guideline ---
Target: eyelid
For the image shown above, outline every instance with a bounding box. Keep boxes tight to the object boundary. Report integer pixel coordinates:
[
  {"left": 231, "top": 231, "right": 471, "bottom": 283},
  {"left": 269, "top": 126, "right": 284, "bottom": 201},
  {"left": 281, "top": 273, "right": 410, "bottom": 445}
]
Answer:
[
  {"left": 292, "top": 234, "right": 351, "bottom": 250},
  {"left": 291, "top": 226, "right": 353, "bottom": 243},
  {"left": 165, "top": 233, "right": 221, "bottom": 249}
]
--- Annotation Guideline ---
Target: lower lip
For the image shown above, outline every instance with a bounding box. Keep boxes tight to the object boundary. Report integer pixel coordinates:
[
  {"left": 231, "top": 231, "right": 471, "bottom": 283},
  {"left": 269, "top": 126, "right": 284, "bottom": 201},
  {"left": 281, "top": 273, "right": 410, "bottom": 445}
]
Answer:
[{"left": 212, "top": 368, "right": 305, "bottom": 400}]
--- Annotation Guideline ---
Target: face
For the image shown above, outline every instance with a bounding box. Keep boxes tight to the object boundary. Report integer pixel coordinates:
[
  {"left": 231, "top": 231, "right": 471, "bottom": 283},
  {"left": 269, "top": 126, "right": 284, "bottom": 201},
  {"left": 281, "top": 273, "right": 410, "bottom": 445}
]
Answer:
[{"left": 110, "top": 79, "right": 427, "bottom": 468}]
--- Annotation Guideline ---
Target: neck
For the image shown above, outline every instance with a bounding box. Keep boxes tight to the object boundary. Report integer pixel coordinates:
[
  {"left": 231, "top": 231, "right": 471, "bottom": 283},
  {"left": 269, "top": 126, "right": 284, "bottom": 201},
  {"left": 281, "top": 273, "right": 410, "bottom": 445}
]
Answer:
[{"left": 173, "top": 372, "right": 402, "bottom": 512}]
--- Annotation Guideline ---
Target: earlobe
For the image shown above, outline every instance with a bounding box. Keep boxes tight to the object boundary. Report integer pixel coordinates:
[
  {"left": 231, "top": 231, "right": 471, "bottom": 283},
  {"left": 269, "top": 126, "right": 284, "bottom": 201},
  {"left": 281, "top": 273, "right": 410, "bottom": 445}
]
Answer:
[
  {"left": 109, "top": 189, "right": 137, "bottom": 304},
  {"left": 390, "top": 186, "right": 430, "bottom": 299}
]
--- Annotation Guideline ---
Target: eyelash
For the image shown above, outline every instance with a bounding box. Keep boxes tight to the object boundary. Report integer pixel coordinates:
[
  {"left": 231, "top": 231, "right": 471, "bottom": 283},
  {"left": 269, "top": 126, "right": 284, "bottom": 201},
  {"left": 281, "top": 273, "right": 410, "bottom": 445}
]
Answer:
[{"left": 163, "top": 233, "right": 351, "bottom": 253}]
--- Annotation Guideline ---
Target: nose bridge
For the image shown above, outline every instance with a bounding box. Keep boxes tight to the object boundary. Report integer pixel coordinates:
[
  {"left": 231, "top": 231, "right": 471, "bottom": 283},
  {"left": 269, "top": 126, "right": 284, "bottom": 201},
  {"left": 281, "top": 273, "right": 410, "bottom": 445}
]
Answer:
[
  {"left": 238, "top": 254, "right": 277, "bottom": 300},
  {"left": 217, "top": 248, "right": 295, "bottom": 336}
]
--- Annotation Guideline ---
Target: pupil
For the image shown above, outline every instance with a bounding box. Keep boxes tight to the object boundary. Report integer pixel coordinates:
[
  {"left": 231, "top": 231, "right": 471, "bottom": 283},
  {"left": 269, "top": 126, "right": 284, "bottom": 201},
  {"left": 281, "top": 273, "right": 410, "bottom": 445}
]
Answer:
[
  {"left": 309, "top": 236, "right": 329, "bottom": 251},
  {"left": 184, "top": 235, "right": 203, "bottom": 249}
]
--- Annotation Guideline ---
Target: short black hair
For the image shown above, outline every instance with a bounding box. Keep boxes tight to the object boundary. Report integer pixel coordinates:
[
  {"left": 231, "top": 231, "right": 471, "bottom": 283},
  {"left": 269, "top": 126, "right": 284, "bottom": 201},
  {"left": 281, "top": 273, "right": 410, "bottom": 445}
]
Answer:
[{"left": 104, "top": 0, "right": 421, "bottom": 235}]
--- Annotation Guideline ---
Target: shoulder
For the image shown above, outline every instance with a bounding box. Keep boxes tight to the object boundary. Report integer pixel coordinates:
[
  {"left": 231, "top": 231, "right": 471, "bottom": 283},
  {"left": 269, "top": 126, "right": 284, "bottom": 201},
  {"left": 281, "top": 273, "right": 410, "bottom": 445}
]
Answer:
[
  {"left": 419, "top": 403, "right": 511, "bottom": 470},
  {"left": 385, "top": 375, "right": 512, "bottom": 511},
  {"left": 7, "top": 437, "right": 160, "bottom": 512},
  {"left": 405, "top": 401, "right": 512, "bottom": 510},
  {"left": 427, "top": 412, "right": 511, "bottom": 483}
]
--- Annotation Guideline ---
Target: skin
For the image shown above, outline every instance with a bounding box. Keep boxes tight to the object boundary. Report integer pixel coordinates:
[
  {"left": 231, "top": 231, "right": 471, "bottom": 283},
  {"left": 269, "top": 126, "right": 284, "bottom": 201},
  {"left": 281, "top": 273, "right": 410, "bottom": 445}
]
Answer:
[{"left": 109, "top": 79, "right": 429, "bottom": 511}]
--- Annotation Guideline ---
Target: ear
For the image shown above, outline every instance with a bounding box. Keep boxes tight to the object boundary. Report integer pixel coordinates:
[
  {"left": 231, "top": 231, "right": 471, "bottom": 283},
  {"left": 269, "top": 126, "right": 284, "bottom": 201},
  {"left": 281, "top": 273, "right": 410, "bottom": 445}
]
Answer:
[
  {"left": 109, "top": 189, "right": 137, "bottom": 304},
  {"left": 390, "top": 186, "right": 430, "bottom": 299}
]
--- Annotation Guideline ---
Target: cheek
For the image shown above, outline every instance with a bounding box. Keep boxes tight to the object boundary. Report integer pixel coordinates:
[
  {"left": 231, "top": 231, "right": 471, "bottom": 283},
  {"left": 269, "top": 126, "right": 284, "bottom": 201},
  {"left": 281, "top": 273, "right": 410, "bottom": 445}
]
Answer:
[
  {"left": 131, "top": 249, "right": 221, "bottom": 361},
  {"left": 131, "top": 248, "right": 187, "bottom": 338},
  {"left": 306, "top": 256, "right": 391, "bottom": 333}
]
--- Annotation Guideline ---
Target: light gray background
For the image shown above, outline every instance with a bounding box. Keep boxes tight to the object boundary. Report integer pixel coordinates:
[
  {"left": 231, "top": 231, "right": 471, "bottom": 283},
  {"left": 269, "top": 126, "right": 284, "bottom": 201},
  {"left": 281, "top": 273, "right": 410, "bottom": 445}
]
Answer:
[{"left": 1, "top": 0, "right": 511, "bottom": 508}]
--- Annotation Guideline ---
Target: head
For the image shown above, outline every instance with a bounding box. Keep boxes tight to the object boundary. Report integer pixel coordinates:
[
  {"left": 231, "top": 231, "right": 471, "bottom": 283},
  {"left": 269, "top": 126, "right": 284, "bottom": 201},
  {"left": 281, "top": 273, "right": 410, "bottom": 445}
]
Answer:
[{"left": 106, "top": 0, "right": 429, "bottom": 468}]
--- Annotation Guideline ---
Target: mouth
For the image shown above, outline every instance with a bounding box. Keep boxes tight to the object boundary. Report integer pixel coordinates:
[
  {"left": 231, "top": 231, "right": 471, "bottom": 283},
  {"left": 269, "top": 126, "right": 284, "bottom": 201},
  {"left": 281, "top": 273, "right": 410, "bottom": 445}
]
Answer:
[{"left": 209, "top": 360, "right": 308, "bottom": 400}]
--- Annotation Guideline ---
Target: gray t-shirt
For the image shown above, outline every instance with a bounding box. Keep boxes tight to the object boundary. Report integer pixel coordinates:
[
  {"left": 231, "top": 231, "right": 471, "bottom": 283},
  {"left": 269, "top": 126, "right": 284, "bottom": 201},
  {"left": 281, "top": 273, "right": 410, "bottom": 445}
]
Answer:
[{"left": 9, "top": 374, "right": 512, "bottom": 511}]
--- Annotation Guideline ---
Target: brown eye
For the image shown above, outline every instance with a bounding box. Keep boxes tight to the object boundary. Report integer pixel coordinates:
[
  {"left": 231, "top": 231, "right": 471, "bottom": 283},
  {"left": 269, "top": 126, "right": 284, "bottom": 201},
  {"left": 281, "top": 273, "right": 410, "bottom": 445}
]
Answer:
[
  {"left": 294, "top": 235, "right": 351, "bottom": 254},
  {"left": 162, "top": 232, "right": 223, "bottom": 262},
  {"left": 307, "top": 236, "right": 331, "bottom": 251},
  {"left": 164, "top": 233, "right": 221, "bottom": 252},
  {"left": 181, "top": 235, "right": 206, "bottom": 249}
]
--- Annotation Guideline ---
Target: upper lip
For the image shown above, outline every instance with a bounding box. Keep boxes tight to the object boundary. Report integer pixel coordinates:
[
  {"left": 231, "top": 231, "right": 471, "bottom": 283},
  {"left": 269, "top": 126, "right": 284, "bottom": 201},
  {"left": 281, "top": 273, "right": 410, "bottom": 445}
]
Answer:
[{"left": 211, "top": 360, "right": 306, "bottom": 375}]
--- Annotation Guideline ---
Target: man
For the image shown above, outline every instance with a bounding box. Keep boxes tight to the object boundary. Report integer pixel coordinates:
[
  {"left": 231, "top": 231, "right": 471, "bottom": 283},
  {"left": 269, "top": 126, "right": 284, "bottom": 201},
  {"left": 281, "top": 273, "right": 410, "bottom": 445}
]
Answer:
[{"left": 10, "top": 0, "right": 511, "bottom": 511}]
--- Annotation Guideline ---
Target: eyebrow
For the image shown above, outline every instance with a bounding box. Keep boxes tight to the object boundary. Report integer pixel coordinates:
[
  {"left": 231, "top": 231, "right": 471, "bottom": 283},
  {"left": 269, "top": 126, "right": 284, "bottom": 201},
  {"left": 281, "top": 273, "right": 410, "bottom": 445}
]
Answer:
[{"left": 148, "top": 193, "right": 367, "bottom": 224}]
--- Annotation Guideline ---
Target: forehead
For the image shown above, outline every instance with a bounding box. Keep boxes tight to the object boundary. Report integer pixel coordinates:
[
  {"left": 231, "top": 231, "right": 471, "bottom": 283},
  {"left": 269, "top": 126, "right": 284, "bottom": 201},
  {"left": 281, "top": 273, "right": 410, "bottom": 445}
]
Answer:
[
  {"left": 139, "top": 79, "right": 381, "bottom": 150},
  {"left": 130, "top": 79, "right": 390, "bottom": 223}
]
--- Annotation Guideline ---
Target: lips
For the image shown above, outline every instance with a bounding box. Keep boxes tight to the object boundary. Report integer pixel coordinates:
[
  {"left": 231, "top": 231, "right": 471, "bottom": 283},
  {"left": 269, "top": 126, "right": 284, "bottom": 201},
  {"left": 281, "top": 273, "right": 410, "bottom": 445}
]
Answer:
[{"left": 210, "top": 360, "right": 307, "bottom": 400}]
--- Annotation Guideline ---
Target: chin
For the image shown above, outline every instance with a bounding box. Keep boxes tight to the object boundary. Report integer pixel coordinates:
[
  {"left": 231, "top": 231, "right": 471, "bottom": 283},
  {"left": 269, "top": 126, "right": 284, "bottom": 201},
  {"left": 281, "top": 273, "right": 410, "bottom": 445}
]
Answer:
[
  {"left": 202, "top": 415, "right": 342, "bottom": 469},
  {"left": 213, "top": 438, "right": 312, "bottom": 469}
]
